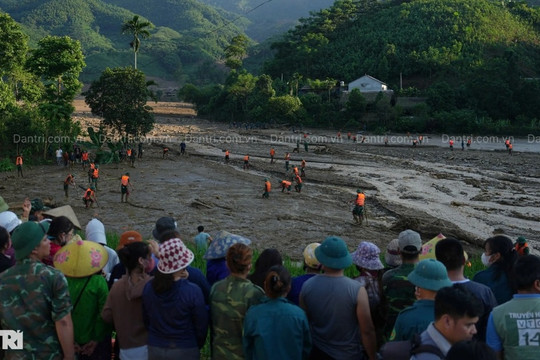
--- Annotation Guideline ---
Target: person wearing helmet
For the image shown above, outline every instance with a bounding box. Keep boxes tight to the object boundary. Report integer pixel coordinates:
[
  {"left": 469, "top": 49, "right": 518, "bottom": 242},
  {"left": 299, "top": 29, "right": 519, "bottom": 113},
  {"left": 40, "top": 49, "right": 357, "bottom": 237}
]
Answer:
[{"left": 286, "top": 243, "right": 322, "bottom": 306}]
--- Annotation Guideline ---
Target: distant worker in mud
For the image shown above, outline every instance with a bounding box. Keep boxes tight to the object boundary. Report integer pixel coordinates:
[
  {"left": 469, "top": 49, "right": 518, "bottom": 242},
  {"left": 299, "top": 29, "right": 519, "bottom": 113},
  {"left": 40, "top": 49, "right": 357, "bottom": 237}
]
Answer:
[
  {"left": 419, "top": 135, "right": 424, "bottom": 144},
  {"left": 514, "top": 236, "right": 530, "bottom": 256},
  {"left": 304, "top": 139, "right": 309, "bottom": 152},
  {"left": 83, "top": 186, "right": 98, "bottom": 209},
  {"left": 285, "top": 152, "right": 291, "bottom": 171},
  {"left": 262, "top": 178, "right": 271, "bottom": 199},
  {"left": 138, "top": 142, "right": 143, "bottom": 158},
  {"left": 347, "top": 132, "right": 351, "bottom": 141},
  {"left": 243, "top": 154, "right": 250, "bottom": 170},
  {"left": 467, "top": 137, "right": 472, "bottom": 149},
  {"left": 508, "top": 142, "right": 513, "bottom": 156},
  {"left": 162, "top": 146, "right": 169, "bottom": 159},
  {"left": 412, "top": 139, "right": 418, "bottom": 147},
  {"left": 91, "top": 164, "right": 100, "bottom": 190},
  {"left": 120, "top": 172, "right": 133, "bottom": 203},
  {"left": 301, "top": 159, "right": 306, "bottom": 178},
  {"left": 294, "top": 174, "right": 303, "bottom": 193},
  {"left": 15, "top": 154, "right": 23, "bottom": 178},
  {"left": 293, "top": 166, "right": 299, "bottom": 177},
  {"left": 63, "top": 173, "right": 75, "bottom": 198},
  {"left": 180, "top": 140, "right": 186, "bottom": 155},
  {"left": 270, "top": 148, "right": 275, "bottom": 164},
  {"left": 225, "top": 149, "right": 230, "bottom": 163},
  {"left": 505, "top": 138, "right": 510, "bottom": 150},
  {"left": 130, "top": 148, "right": 137, "bottom": 167},
  {"left": 88, "top": 162, "right": 95, "bottom": 183},
  {"left": 449, "top": 139, "right": 454, "bottom": 151},
  {"left": 384, "top": 136, "right": 389, "bottom": 146},
  {"left": 352, "top": 189, "right": 365, "bottom": 225},
  {"left": 281, "top": 180, "right": 292, "bottom": 193},
  {"left": 293, "top": 140, "right": 300, "bottom": 153},
  {"left": 461, "top": 138, "right": 465, "bottom": 151},
  {"left": 81, "top": 150, "right": 89, "bottom": 170},
  {"left": 337, "top": 131, "right": 341, "bottom": 141}
]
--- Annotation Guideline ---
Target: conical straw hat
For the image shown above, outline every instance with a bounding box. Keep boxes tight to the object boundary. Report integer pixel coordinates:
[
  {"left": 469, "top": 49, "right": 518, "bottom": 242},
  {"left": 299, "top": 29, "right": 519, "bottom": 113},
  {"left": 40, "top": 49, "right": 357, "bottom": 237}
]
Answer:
[
  {"left": 43, "top": 205, "right": 82, "bottom": 230},
  {"left": 54, "top": 239, "right": 108, "bottom": 278}
]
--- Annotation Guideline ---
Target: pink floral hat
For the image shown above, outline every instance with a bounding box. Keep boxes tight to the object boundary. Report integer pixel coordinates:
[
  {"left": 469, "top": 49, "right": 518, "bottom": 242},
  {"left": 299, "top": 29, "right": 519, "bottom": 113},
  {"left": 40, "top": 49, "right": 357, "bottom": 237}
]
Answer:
[
  {"left": 351, "top": 241, "right": 384, "bottom": 270},
  {"left": 54, "top": 239, "right": 109, "bottom": 277},
  {"left": 158, "top": 238, "right": 194, "bottom": 274}
]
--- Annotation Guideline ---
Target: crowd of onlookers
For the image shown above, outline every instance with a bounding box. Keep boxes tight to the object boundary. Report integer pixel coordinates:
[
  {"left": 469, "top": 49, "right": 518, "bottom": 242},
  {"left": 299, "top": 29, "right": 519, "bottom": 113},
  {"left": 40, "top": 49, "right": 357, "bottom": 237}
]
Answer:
[{"left": 0, "top": 194, "right": 538, "bottom": 360}]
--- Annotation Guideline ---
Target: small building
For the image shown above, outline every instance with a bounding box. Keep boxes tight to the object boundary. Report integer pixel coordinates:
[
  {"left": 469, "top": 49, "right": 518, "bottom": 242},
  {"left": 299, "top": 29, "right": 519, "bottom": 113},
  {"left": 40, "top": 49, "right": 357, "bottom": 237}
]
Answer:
[{"left": 348, "top": 75, "right": 388, "bottom": 92}]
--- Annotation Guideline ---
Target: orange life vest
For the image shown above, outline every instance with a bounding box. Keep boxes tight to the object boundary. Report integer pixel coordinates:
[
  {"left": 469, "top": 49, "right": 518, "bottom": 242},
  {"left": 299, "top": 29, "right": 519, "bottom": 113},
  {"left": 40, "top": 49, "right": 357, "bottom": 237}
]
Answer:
[
  {"left": 84, "top": 188, "right": 94, "bottom": 199},
  {"left": 90, "top": 163, "right": 95, "bottom": 170},
  {"left": 449, "top": 140, "right": 454, "bottom": 146},
  {"left": 293, "top": 167, "right": 299, "bottom": 175},
  {"left": 225, "top": 150, "right": 229, "bottom": 156},
  {"left": 121, "top": 175, "right": 129, "bottom": 186},
  {"left": 301, "top": 160, "right": 306, "bottom": 168},
  {"left": 355, "top": 193, "right": 365, "bottom": 206},
  {"left": 270, "top": 149, "right": 275, "bottom": 156},
  {"left": 265, "top": 181, "right": 271, "bottom": 192},
  {"left": 509, "top": 143, "right": 513, "bottom": 149},
  {"left": 282, "top": 180, "right": 291, "bottom": 187},
  {"left": 515, "top": 242, "right": 529, "bottom": 255},
  {"left": 15, "top": 156, "right": 23, "bottom": 165},
  {"left": 127, "top": 149, "right": 132, "bottom": 156},
  {"left": 505, "top": 139, "right": 510, "bottom": 146},
  {"left": 93, "top": 168, "right": 99, "bottom": 178},
  {"left": 64, "top": 175, "right": 73, "bottom": 185},
  {"left": 82, "top": 152, "right": 89, "bottom": 161},
  {"left": 295, "top": 175, "right": 302, "bottom": 184},
  {"left": 244, "top": 155, "right": 249, "bottom": 161}
]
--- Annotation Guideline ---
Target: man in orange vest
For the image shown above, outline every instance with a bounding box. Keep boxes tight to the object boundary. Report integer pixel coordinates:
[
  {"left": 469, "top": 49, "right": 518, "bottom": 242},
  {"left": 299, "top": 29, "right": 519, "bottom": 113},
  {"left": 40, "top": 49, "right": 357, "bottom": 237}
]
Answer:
[
  {"left": 83, "top": 186, "right": 98, "bottom": 209},
  {"left": 224, "top": 149, "right": 230, "bottom": 163},
  {"left": 281, "top": 180, "right": 292, "bottom": 193},
  {"left": 294, "top": 174, "right": 303, "bottom": 193},
  {"left": 301, "top": 159, "right": 306, "bottom": 178},
  {"left": 270, "top": 148, "right": 275, "bottom": 164},
  {"left": 81, "top": 150, "right": 89, "bottom": 170},
  {"left": 514, "top": 236, "right": 530, "bottom": 256},
  {"left": 120, "top": 172, "right": 133, "bottom": 203},
  {"left": 285, "top": 152, "right": 290, "bottom": 171},
  {"left": 262, "top": 178, "right": 271, "bottom": 199},
  {"left": 63, "top": 173, "right": 75, "bottom": 198},
  {"left": 449, "top": 139, "right": 454, "bottom": 151},
  {"left": 243, "top": 154, "right": 250, "bottom": 170},
  {"left": 505, "top": 138, "right": 510, "bottom": 150},
  {"left": 293, "top": 166, "right": 299, "bottom": 177},
  {"left": 508, "top": 142, "right": 513, "bottom": 155},
  {"left": 163, "top": 147, "right": 169, "bottom": 159},
  {"left": 15, "top": 154, "right": 23, "bottom": 177},
  {"left": 91, "top": 165, "right": 99, "bottom": 190},
  {"left": 352, "top": 189, "right": 365, "bottom": 224}
]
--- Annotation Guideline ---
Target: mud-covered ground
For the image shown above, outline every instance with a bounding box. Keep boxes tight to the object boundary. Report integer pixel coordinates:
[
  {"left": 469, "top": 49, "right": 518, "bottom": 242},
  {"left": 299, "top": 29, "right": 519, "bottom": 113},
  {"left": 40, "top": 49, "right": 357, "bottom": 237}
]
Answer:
[{"left": 2, "top": 101, "right": 538, "bottom": 260}]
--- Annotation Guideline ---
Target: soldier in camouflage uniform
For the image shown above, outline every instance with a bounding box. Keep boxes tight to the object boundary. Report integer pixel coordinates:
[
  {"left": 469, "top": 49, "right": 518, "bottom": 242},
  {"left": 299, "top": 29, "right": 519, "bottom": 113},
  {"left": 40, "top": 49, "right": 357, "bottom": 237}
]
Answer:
[
  {"left": 382, "top": 229, "right": 423, "bottom": 342},
  {"left": 0, "top": 221, "right": 75, "bottom": 360},
  {"left": 209, "top": 243, "right": 264, "bottom": 360}
]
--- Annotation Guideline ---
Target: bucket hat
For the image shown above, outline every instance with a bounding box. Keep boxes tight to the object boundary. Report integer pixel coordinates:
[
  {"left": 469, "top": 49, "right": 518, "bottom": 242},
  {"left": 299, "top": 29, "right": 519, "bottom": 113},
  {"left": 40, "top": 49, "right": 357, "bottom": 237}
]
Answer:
[
  {"left": 157, "top": 238, "right": 194, "bottom": 274},
  {"left": 398, "top": 229, "right": 422, "bottom": 254},
  {"left": 303, "top": 243, "right": 321, "bottom": 269},
  {"left": 86, "top": 218, "right": 107, "bottom": 245},
  {"left": 385, "top": 238, "right": 401, "bottom": 267},
  {"left": 314, "top": 236, "right": 352, "bottom": 270},
  {"left": 0, "top": 211, "right": 22, "bottom": 233},
  {"left": 407, "top": 259, "right": 452, "bottom": 291},
  {"left": 203, "top": 230, "right": 251, "bottom": 260},
  {"left": 351, "top": 241, "right": 384, "bottom": 270},
  {"left": 54, "top": 239, "right": 109, "bottom": 277},
  {"left": 152, "top": 217, "right": 178, "bottom": 240},
  {"left": 11, "top": 221, "right": 47, "bottom": 260}
]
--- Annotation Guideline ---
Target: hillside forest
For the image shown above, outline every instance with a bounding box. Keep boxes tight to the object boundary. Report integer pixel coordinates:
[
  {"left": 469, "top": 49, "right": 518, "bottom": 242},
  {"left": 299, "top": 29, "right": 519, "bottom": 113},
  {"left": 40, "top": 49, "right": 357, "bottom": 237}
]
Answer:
[{"left": 1, "top": 0, "right": 540, "bottom": 165}]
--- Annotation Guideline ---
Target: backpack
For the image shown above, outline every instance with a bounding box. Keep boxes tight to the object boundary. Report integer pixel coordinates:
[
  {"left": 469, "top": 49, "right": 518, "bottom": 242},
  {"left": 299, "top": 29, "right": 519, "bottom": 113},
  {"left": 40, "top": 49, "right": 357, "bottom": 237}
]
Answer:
[{"left": 379, "top": 334, "right": 445, "bottom": 360}]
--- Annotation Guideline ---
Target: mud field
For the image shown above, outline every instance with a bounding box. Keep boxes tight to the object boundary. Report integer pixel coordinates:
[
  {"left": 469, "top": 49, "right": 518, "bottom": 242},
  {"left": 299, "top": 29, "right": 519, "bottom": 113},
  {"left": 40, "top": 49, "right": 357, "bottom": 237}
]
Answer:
[{"left": 2, "top": 100, "right": 538, "bottom": 259}]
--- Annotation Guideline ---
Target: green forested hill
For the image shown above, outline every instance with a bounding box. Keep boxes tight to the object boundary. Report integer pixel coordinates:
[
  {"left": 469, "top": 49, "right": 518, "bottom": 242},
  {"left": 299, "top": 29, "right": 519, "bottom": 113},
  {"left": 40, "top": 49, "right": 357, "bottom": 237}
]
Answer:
[
  {"left": 266, "top": 0, "right": 540, "bottom": 88},
  {"left": 0, "top": 0, "right": 248, "bottom": 83}
]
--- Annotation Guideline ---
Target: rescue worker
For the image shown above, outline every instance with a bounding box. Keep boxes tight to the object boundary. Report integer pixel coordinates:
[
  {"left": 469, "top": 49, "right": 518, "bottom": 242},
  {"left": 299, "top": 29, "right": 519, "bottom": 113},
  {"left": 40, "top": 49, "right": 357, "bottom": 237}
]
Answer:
[
  {"left": 81, "top": 150, "right": 89, "bottom": 170},
  {"left": 83, "top": 186, "right": 97, "bottom": 209},
  {"left": 120, "top": 172, "right": 133, "bottom": 203},
  {"left": 301, "top": 159, "right": 306, "bottom": 178},
  {"left": 243, "top": 154, "right": 250, "bottom": 170},
  {"left": 63, "top": 174, "right": 75, "bottom": 198},
  {"left": 449, "top": 139, "right": 454, "bottom": 151},
  {"left": 467, "top": 137, "right": 472, "bottom": 148},
  {"left": 508, "top": 142, "right": 513, "bottom": 155},
  {"left": 270, "top": 148, "right": 275, "bottom": 164},
  {"left": 281, "top": 180, "right": 292, "bottom": 193},
  {"left": 262, "top": 178, "right": 271, "bottom": 199},
  {"left": 15, "top": 154, "right": 23, "bottom": 178},
  {"left": 91, "top": 165, "right": 99, "bottom": 190},
  {"left": 514, "top": 236, "right": 530, "bottom": 256},
  {"left": 294, "top": 174, "right": 303, "bottom": 193},
  {"left": 352, "top": 189, "right": 365, "bottom": 224},
  {"left": 285, "top": 152, "right": 291, "bottom": 171},
  {"left": 293, "top": 166, "right": 299, "bottom": 177},
  {"left": 163, "top": 147, "right": 169, "bottom": 159},
  {"left": 225, "top": 149, "right": 230, "bottom": 163},
  {"left": 88, "top": 162, "right": 95, "bottom": 183}
]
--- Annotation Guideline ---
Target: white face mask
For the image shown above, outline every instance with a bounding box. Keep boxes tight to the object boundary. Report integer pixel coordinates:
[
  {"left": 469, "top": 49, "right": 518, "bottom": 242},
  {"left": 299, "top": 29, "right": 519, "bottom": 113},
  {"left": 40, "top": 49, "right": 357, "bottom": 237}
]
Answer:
[{"left": 481, "top": 253, "right": 492, "bottom": 267}]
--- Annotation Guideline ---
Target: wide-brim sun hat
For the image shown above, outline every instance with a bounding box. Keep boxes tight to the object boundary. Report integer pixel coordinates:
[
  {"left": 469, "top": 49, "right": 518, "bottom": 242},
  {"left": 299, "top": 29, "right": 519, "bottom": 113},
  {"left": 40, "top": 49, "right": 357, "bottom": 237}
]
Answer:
[
  {"left": 203, "top": 230, "right": 251, "bottom": 260},
  {"left": 157, "top": 238, "right": 194, "bottom": 274},
  {"left": 43, "top": 205, "right": 82, "bottom": 230},
  {"left": 315, "top": 236, "right": 352, "bottom": 270},
  {"left": 351, "top": 241, "right": 384, "bottom": 270},
  {"left": 407, "top": 258, "right": 452, "bottom": 291},
  {"left": 303, "top": 243, "right": 321, "bottom": 268},
  {"left": 54, "top": 239, "right": 109, "bottom": 278},
  {"left": 0, "top": 211, "right": 22, "bottom": 233}
]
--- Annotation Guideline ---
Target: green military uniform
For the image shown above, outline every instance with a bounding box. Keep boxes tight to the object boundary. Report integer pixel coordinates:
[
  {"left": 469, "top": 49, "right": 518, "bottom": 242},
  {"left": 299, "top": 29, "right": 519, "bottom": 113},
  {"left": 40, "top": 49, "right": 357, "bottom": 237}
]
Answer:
[
  {"left": 390, "top": 299, "right": 435, "bottom": 341},
  {"left": 382, "top": 263, "right": 416, "bottom": 340},
  {"left": 0, "top": 258, "right": 72, "bottom": 360},
  {"left": 209, "top": 275, "right": 264, "bottom": 360}
]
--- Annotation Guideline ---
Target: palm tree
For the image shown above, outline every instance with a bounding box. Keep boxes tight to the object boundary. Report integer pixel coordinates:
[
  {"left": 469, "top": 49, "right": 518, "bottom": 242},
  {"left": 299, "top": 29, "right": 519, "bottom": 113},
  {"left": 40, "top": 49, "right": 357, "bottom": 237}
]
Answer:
[{"left": 121, "top": 15, "right": 153, "bottom": 69}]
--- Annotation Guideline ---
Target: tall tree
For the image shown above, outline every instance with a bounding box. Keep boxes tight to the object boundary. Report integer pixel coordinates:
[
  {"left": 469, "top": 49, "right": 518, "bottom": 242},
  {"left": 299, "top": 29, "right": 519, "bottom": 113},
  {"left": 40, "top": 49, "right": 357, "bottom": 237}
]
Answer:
[
  {"left": 84, "top": 67, "right": 156, "bottom": 138},
  {"left": 121, "top": 15, "right": 153, "bottom": 69},
  {"left": 224, "top": 34, "right": 249, "bottom": 70}
]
